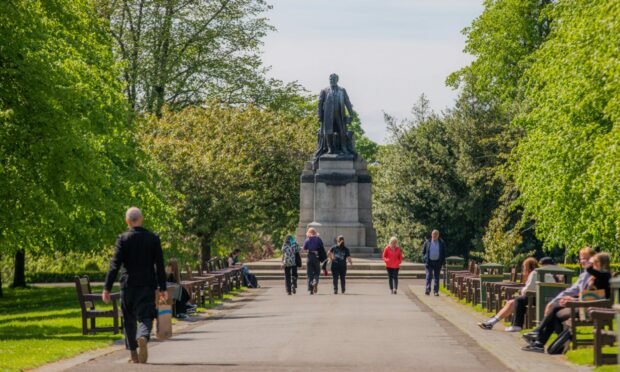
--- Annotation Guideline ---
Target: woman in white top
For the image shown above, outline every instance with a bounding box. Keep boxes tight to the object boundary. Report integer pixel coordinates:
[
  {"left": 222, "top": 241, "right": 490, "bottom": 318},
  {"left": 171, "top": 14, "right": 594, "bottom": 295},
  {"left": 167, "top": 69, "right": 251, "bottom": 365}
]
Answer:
[{"left": 478, "top": 257, "right": 555, "bottom": 332}]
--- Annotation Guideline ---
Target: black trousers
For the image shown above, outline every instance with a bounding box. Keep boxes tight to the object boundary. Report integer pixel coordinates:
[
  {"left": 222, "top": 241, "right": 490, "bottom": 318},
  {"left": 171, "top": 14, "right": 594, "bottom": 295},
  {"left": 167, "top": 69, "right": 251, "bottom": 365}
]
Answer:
[
  {"left": 387, "top": 268, "right": 399, "bottom": 290},
  {"left": 121, "top": 286, "right": 157, "bottom": 350},
  {"left": 512, "top": 295, "right": 528, "bottom": 328},
  {"left": 425, "top": 260, "right": 442, "bottom": 294},
  {"left": 306, "top": 253, "right": 320, "bottom": 291},
  {"left": 536, "top": 304, "right": 571, "bottom": 345},
  {"left": 332, "top": 264, "right": 347, "bottom": 292},
  {"left": 284, "top": 266, "right": 298, "bottom": 293}
]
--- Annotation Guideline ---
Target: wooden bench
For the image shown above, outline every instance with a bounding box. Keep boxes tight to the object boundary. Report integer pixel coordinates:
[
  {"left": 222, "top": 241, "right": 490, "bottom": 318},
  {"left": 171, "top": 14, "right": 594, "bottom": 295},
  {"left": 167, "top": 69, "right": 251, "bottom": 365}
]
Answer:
[
  {"left": 449, "top": 261, "right": 475, "bottom": 295},
  {"left": 208, "top": 258, "right": 235, "bottom": 293},
  {"left": 222, "top": 257, "right": 243, "bottom": 290},
  {"left": 564, "top": 298, "right": 613, "bottom": 350},
  {"left": 184, "top": 264, "right": 218, "bottom": 306},
  {"left": 74, "top": 276, "right": 121, "bottom": 335},
  {"left": 169, "top": 259, "right": 204, "bottom": 306},
  {"left": 487, "top": 266, "right": 523, "bottom": 313},
  {"left": 198, "top": 263, "right": 226, "bottom": 300},
  {"left": 589, "top": 308, "right": 617, "bottom": 366}
]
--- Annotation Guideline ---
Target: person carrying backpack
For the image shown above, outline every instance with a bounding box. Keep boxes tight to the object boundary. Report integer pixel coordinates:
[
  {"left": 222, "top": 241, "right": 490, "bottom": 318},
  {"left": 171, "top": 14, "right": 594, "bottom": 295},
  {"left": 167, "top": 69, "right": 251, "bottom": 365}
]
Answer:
[
  {"left": 329, "top": 236, "right": 353, "bottom": 294},
  {"left": 281, "top": 234, "right": 301, "bottom": 295}
]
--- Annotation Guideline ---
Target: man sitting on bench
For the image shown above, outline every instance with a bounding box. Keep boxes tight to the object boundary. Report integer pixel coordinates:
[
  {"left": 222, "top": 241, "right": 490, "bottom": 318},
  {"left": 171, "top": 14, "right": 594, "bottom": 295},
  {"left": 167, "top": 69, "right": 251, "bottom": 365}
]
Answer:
[{"left": 521, "top": 246, "right": 595, "bottom": 353}]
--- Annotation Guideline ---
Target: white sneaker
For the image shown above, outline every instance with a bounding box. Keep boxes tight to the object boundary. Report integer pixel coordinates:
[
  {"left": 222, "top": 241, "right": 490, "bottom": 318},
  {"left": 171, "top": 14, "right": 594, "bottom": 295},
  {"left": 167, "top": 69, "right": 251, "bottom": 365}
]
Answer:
[{"left": 504, "top": 326, "right": 522, "bottom": 332}]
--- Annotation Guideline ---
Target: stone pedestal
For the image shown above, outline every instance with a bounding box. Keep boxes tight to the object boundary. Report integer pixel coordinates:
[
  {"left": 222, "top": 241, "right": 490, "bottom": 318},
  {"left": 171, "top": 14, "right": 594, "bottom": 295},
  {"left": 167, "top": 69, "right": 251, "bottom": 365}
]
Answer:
[{"left": 296, "top": 155, "right": 378, "bottom": 257}]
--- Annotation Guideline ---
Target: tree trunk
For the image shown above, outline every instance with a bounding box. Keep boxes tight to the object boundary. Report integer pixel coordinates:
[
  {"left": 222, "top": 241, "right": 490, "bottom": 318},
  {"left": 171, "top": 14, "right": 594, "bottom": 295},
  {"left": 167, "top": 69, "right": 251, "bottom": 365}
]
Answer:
[
  {"left": 200, "top": 235, "right": 212, "bottom": 268},
  {"left": 0, "top": 252, "right": 3, "bottom": 297},
  {"left": 12, "top": 249, "right": 26, "bottom": 288}
]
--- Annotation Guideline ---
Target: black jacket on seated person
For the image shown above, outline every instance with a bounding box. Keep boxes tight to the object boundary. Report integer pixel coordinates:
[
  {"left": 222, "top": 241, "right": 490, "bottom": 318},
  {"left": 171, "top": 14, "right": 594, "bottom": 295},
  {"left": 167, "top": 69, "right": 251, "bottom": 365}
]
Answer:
[
  {"left": 587, "top": 267, "right": 611, "bottom": 299},
  {"left": 104, "top": 226, "right": 167, "bottom": 291}
]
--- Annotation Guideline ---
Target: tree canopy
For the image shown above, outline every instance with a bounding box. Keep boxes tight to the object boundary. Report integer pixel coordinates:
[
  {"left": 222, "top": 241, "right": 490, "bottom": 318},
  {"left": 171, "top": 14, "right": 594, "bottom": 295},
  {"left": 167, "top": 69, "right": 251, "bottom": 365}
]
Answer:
[
  {"left": 139, "top": 103, "right": 315, "bottom": 263},
  {"left": 0, "top": 0, "right": 174, "bottom": 288}
]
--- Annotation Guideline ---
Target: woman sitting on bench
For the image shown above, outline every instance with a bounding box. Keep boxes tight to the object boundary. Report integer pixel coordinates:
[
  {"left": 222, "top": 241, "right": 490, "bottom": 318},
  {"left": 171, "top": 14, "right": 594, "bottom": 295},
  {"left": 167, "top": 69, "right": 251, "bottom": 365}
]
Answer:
[
  {"left": 165, "top": 261, "right": 196, "bottom": 319},
  {"left": 478, "top": 257, "right": 555, "bottom": 332}
]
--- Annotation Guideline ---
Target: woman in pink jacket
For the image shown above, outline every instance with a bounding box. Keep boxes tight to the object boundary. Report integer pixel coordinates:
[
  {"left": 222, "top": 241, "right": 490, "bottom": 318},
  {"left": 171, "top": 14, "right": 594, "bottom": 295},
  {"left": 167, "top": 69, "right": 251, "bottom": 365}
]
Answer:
[{"left": 382, "top": 237, "right": 403, "bottom": 294}]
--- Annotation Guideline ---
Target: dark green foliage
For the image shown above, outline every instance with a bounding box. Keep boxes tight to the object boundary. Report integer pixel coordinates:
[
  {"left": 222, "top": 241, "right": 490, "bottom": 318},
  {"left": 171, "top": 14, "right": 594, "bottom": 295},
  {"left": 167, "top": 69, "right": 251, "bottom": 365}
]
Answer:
[
  {"left": 25, "top": 272, "right": 107, "bottom": 283},
  {"left": 374, "top": 96, "right": 471, "bottom": 259}
]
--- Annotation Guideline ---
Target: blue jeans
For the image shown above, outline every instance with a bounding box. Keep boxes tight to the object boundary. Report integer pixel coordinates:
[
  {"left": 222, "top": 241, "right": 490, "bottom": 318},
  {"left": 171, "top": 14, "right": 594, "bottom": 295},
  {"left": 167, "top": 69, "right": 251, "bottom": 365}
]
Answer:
[{"left": 425, "top": 260, "right": 442, "bottom": 294}]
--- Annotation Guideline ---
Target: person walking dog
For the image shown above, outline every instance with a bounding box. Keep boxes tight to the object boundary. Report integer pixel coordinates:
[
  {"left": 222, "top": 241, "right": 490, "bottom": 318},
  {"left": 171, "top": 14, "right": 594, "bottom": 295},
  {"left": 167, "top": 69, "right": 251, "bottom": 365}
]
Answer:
[
  {"left": 422, "top": 230, "right": 446, "bottom": 296},
  {"left": 103, "top": 207, "right": 167, "bottom": 364},
  {"left": 383, "top": 237, "right": 403, "bottom": 294}
]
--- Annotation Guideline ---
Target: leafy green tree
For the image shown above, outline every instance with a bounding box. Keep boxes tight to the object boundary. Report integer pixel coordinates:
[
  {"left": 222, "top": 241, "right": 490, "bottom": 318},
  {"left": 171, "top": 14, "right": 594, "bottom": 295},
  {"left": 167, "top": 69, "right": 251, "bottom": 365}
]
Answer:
[
  {"left": 448, "top": 0, "right": 553, "bottom": 114},
  {"left": 444, "top": 0, "right": 553, "bottom": 261},
  {"left": 98, "top": 0, "right": 277, "bottom": 116},
  {"left": 348, "top": 111, "right": 379, "bottom": 164},
  {"left": 0, "top": 0, "right": 174, "bottom": 290},
  {"left": 511, "top": 0, "right": 620, "bottom": 255},
  {"left": 374, "top": 96, "right": 473, "bottom": 259},
  {"left": 139, "top": 104, "right": 315, "bottom": 264}
]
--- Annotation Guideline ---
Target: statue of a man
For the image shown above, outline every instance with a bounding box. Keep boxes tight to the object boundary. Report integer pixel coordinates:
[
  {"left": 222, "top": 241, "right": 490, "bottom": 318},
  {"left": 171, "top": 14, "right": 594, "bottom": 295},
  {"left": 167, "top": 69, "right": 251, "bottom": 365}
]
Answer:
[{"left": 316, "top": 74, "right": 354, "bottom": 157}]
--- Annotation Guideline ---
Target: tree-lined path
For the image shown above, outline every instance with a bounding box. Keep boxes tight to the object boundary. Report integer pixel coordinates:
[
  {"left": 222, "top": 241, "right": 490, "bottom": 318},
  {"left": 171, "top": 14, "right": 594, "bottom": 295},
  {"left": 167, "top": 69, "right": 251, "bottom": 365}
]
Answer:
[{"left": 67, "top": 281, "right": 506, "bottom": 372}]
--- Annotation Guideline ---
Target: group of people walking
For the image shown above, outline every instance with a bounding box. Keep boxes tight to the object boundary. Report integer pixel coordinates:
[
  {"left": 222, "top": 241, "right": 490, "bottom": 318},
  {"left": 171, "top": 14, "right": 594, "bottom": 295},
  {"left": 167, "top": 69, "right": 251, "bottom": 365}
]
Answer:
[
  {"left": 101, "top": 206, "right": 614, "bottom": 365},
  {"left": 282, "top": 228, "right": 352, "bottom": 295},
  {"left": 101, "top": 206, "right": 444, "bottom": 364},
  {"left": 284, "top": 227, "right": 445, "bottom": 296}
]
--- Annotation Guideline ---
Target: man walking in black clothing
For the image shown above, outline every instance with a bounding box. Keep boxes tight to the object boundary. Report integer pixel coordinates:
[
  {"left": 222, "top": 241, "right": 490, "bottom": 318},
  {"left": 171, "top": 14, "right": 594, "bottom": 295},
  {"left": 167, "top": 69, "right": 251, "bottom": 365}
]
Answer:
[{"left": 103, "top": 207, "right": 167, "bottom": 364}]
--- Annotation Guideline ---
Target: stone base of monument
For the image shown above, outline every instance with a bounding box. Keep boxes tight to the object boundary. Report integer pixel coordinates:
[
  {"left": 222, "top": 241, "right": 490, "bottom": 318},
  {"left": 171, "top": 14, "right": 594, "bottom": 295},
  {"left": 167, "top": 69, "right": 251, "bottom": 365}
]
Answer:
[{"left": 295, "top": 154, "right": 379, "bottom": 258}]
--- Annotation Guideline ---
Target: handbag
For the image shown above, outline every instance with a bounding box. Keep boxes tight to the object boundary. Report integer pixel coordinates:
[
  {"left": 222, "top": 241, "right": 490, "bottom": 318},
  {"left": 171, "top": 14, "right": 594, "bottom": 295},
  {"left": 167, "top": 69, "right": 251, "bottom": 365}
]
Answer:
[
  {"left": 295, "top": 252, "right": 302, "bottom": 268},
  {"left": 578, "top": 289, "right": 606, "bottom": 320},
  {"left": 156, "top": 301, "right": 173, "bottom": 340}
]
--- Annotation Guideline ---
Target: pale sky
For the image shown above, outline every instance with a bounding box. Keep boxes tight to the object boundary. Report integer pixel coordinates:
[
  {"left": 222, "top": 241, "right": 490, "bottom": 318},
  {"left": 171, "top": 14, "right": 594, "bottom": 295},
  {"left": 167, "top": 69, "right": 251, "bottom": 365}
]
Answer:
[{"left": 261, "top": 0, "right": 484, "bottom": 144}]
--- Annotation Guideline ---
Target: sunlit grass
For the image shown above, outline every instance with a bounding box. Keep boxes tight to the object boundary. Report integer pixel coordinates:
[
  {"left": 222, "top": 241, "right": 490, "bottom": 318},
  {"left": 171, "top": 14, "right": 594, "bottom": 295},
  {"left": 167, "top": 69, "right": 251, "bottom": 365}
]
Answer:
[{"left": 0, "top": 285, "right": 122, "bottom": 371}]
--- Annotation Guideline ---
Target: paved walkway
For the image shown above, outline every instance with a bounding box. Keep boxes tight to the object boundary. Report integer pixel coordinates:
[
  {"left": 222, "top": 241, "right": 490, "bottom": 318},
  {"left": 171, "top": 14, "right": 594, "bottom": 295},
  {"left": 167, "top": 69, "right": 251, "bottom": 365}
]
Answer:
[
  {"left": 66, "top": 280, "right": 507, "bottom": 372},
  {"left": 409, "top": 284, "right": 590, "bottom": 372}
]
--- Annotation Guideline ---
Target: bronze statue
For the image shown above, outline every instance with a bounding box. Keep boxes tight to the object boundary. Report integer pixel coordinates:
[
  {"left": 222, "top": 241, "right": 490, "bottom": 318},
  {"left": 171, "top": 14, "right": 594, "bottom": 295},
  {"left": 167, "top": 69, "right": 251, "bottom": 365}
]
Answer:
[{"left": 315, "top": 74, "right": 355, "bottom": 160}]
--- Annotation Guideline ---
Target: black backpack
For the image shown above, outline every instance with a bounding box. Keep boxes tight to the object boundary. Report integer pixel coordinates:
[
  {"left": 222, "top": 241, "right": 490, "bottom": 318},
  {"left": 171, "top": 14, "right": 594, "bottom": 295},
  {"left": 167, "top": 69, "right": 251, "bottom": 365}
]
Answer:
[
  {"left": 547, "top": 329, "right": 571, "bottom": 355},
  {"left": 244, "top": 273, "right": 259, "bottom": 288}
]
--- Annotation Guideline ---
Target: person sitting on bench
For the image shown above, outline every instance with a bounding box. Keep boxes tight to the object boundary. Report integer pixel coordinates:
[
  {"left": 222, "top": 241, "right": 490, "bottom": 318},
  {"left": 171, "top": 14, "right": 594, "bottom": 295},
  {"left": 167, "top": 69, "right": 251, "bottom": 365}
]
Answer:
[
  {"left": 478, "top": 257, "right": 555, "bottom": 331},
  {"left": 165, "top": 261, "right": 196, "bottom": 319},
  {"left": 522, "top": 247, "right": 596, "bottom": 353}
]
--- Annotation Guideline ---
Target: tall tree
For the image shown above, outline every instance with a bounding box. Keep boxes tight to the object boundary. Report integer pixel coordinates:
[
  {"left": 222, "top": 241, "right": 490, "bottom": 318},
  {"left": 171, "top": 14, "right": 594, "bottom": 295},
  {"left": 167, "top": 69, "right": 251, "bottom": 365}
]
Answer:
[
  {"left": 374, "top": 96, "right": 471, "bottom": 259},
  {"left": 511, "top": 0, "right": 620, "bottom": 255},
  {"left": 98, "top": 0, "right": 274, "bottom": 115},
  {"left": 139, "top": 103, "right": 315, "bottom": 264},
  {"left": 0, "top": 0, "right": 174, "bottom": 288},
  {"left": 445, "top": 0, "right": 553, "bottom": 260}
]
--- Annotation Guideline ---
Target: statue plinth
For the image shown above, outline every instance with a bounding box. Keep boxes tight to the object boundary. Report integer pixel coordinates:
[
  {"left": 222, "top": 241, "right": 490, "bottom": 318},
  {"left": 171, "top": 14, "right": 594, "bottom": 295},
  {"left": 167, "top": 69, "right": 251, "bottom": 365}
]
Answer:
[{"left": 296, "top": 154, "right": 378, "bottom": 257}]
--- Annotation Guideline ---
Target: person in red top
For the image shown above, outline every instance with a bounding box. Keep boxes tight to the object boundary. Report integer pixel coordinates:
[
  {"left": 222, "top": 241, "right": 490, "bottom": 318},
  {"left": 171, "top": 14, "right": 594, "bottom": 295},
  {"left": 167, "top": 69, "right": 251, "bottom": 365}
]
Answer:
[{"left": 382, "top": 237, "right": 403, "bottom": 294}]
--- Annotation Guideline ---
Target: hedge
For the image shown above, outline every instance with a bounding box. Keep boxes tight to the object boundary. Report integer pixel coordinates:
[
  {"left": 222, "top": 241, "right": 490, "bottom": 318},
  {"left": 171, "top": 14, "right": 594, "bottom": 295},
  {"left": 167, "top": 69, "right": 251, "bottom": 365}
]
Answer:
[
  {"left": 560, "top": 264, "right": 620, "bottom": 274},
  {"left": 26, "top": 271, "right": 107, "bottom": 283}
]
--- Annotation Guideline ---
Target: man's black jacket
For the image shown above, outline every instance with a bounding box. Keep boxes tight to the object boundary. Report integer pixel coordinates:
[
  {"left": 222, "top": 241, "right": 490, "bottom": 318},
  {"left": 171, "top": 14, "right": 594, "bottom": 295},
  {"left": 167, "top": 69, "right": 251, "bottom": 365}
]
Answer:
[
  {"left": 104, "top": 226, "right": 166, "bottom": 291},
  {"left": 421, "top": 238, "right": 446, "bottom": 265}
]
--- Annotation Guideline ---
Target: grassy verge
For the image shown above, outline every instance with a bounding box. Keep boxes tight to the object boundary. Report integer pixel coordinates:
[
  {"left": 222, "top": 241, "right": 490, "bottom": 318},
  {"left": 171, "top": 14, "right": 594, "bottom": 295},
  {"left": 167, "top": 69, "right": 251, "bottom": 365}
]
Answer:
[
  {"left": 0, "top": 285, "right": 248, "bottom": 371},
  {"left": 0, "top": 285, "right": 122, "bottom": 371}
]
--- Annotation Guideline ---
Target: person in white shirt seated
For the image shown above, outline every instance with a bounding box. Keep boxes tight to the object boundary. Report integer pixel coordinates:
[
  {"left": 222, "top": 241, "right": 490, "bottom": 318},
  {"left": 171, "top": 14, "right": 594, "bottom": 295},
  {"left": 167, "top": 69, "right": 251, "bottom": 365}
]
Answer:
[{"left": 478, "top": 257, "right": 556, "bottom": 332}]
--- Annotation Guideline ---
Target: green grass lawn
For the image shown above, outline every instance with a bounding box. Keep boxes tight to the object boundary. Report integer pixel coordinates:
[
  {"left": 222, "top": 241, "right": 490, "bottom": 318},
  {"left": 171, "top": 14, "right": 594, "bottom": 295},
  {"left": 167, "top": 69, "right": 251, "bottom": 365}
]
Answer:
[
  {"left": 0, "top": 284, "right": 248, "bottom": 371},
  {"left": 0, "top": 285, "right": 122, "bottom": 371}
]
